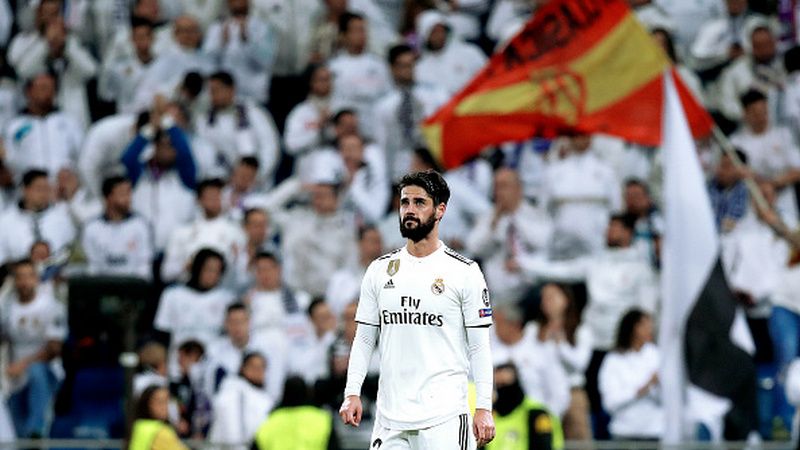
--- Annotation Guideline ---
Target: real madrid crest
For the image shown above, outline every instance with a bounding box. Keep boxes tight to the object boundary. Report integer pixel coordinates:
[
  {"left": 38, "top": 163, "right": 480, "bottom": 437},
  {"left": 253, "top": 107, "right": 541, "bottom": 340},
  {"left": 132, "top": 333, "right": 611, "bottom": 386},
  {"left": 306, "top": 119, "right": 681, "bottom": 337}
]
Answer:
[
  {"left": 431, "top": 278, "right": 445, "bottom": 295},
  {"left": 387, "top": 259, "right": 400, "bottom": 276}
]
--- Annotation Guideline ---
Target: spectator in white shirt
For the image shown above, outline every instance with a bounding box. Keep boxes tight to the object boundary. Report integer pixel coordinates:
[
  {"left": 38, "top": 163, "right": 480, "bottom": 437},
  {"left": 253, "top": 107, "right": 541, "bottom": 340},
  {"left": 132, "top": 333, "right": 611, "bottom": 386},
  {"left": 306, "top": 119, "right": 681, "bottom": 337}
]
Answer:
[
  {"left": 99, "top": 0, "right": 175, "bottom": 72},
  {"left": 284, "top": 64, "right": 334, "bottom": 179},
  {"left": 690, "top": 0, "right": 764, "bottom": 71},
  {"left": 491, "top": 303, "right": 571, "bottom": 417},
  {"left": 467, "top": 167, "right": 553, "bottom": 304},
  {"left": 205, "top": 303, "right": 286, "bottom": 407},
  {"left": 222, "top": 157, "right": 260, "bottom": 222},
  {"left": 2, "top": 259, "right": 67, "bottom": 438},
  {"left": 82, "top": 176, "right": 154, "bottom": 280},
  {"left": 286, "top": 299, "right": 337, "bottom": 386},
  {"left": 194, "top": 71, "right": 281, "bottom": 187},
  {"left": 414, "top": 10, "right": 487, "bottom": 96},
  {"left": 244, "top": 252, "right": 310, "bottom": 333},
  {"left": 161, "top": 178, "right": 246, "bottom": 284},
  {"left": 731, "top": 89, "right": 800, "bottom": 228},
  {"left": 277, "top": 182, "right": 358, "bottom": 298},
  {"left": 4, "top": 72, "right": 83, "bottom": 181},
  {"left": 203, "top": 0, "right": 276, "bottom": 103},
  {"left": 599, "top": 309, "right": 663, "bottom": 439},
  {"left": 328, "top": 12, "right": 392, "bottom": 139},
  {"left": 374, "top": 44, "right": 449, "bottom": 181},
  {"left": 98, "top": 17, "right": 156, "bottom": 113},
  {"left": 0, "top": 170, "right": 76, "bottom": 266},
  {"left": 154, "top": 248, "right": 236, "bottom": 378},
  {"left": 133, "top": 15, "right": 214, "bottom": 110},
  {"left": 325, "top": 225, "right": 383, "bottom": 318},
  {"left": 121, "top": 111, "right": 197, "bottom": 252},
  {"left": 208, "top": 351, "right": 274, "bottom": 450},
  {"left": 541, "top": 135, "right": 622, "bottom": 256},
  {"left": 7, "top": 3, "right": 97, "bottom": 128},
  {"left": 77, "top": 113, "right": 139, "bottom": 199},
  {"left": 717, "top": 24, "right": 783, "bottom": 123},
  {"left": 333, "top": 133, "right": 390, "bottom": 224},
  {"left": 529, "top": 282, "right": 593, "bottom": 439}
]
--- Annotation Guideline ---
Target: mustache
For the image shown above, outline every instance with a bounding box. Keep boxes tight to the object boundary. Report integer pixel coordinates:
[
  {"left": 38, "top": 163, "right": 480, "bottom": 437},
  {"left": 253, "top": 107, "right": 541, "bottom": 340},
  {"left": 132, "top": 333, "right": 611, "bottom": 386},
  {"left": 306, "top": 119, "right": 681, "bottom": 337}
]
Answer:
[{"left": 403, "top": 215, "right": 420, "bottom": 224}]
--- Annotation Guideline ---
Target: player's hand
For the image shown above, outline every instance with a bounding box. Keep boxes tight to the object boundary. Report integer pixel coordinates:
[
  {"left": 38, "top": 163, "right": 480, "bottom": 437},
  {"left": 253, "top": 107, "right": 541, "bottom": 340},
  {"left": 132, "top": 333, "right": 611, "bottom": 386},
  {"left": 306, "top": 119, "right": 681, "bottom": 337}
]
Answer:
[
  {"left": 339, "top": 395, "right": 363, "bottom": 427},
  {"left": 473, "top": 408, "right": 495, "bottom": 447}
]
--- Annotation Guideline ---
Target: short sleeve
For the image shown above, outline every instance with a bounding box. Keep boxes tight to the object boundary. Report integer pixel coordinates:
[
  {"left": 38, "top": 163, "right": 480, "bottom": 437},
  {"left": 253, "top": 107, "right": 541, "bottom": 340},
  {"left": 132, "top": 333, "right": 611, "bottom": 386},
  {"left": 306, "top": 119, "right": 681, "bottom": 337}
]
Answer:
[
  {"left": 462, "top": 264, "right": 493, "bottom": 328},
  {"left": 45, "top": 300, "right": 68, "bottom": 341},
  {"left": 354, "top": 261, "right": 380, "bottom": 327}
]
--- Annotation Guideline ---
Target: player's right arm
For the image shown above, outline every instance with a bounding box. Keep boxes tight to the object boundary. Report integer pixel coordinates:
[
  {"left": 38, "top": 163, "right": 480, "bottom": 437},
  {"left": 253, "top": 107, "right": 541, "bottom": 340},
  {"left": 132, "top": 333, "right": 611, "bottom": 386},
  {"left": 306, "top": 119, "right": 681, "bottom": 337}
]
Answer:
[{"left": 340, "top": 260, "right": 381, "bottom": 426}]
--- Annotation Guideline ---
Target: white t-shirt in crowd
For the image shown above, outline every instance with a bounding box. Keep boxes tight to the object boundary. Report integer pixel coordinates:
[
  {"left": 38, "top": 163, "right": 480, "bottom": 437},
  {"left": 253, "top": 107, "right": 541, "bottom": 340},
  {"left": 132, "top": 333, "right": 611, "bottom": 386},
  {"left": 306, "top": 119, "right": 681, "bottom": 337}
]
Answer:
[
  {"left": 355, "top": 243, "right": 493, "bottom": 430},
  {"left": 154, "top": 284, "right": 236, "bottom": 374},
  {"left": 208, "top": 375, "right": 274, "bottom": 450},
  {"left": 599, "top": 342, "right": 664, "bottom": 438},
  {"left": 204, "top": 331, "right": 288, "bottom": 404},
  {"left": 1, "top": 290, "right": 67, "bottom": 392},
  {"left": 2, "top": 291, "right": 67, "bottom": 362},
  {"left": 82, "top": 213, "right": 154, "bottom": 280}
]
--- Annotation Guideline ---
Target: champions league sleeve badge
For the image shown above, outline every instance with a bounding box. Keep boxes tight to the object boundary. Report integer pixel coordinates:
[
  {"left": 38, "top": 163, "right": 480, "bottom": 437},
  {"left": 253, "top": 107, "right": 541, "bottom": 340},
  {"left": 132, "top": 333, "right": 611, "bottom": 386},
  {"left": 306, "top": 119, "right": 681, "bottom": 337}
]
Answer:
[{"left": 431, "top": 278, "right": 445, "bottom": 295}]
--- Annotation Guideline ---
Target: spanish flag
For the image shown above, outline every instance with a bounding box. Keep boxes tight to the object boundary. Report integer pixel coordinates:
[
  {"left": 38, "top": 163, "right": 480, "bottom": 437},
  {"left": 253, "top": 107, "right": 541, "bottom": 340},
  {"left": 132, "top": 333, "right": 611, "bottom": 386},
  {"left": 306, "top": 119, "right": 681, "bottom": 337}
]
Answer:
[{"left": 421, "top": 0, "right": 714, "bottom": 169}]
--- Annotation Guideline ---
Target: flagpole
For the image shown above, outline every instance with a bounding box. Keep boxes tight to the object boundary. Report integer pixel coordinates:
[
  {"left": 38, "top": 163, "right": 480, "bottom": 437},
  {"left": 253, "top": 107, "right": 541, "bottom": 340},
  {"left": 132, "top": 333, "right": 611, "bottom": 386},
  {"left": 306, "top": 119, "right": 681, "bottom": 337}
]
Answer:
[{"left": 710, "top": 125, "right": 800, "bottom": 249}]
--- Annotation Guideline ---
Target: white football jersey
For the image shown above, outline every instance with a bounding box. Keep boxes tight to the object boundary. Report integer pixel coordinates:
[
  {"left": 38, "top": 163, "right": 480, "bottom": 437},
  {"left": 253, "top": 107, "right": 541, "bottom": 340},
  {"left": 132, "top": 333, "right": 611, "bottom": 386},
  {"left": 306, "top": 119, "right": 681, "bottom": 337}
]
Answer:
[
  {"left": 3, "top": 292, "right": 67, "bottom": 362},
  {"left": 355, "top": 242, "right": 493, "bottom": 430}
]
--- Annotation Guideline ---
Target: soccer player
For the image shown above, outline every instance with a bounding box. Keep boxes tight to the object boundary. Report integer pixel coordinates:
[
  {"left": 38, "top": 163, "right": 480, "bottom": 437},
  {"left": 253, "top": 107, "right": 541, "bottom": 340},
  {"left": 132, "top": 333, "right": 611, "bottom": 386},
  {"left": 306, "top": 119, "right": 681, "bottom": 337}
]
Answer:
[{"left": 339, "top": 170, "right": 495, "bottom": 449}]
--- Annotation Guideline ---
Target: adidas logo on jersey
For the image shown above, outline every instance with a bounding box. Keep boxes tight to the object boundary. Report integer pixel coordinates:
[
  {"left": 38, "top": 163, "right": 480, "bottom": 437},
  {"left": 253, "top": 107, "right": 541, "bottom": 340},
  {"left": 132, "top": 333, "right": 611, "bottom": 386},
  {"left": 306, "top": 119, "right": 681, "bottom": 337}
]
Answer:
[{"left": 384, "top": 279, "right": 395, "bottom": 289}]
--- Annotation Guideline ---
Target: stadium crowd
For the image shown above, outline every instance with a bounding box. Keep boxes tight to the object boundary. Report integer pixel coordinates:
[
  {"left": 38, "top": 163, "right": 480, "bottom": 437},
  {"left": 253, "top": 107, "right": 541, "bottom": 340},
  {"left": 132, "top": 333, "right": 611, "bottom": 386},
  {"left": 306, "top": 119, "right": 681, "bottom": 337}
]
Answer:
[{"left": 0, "top": 0, "right": 800, "bottom": 446}]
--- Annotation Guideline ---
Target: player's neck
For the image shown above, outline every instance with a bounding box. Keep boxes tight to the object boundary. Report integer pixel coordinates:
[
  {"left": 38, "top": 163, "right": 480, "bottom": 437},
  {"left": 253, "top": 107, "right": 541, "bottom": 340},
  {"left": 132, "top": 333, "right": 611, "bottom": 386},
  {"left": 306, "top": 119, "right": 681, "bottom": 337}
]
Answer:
[{"left": 406, "top": 234, "right": 441, "bottom": 258}]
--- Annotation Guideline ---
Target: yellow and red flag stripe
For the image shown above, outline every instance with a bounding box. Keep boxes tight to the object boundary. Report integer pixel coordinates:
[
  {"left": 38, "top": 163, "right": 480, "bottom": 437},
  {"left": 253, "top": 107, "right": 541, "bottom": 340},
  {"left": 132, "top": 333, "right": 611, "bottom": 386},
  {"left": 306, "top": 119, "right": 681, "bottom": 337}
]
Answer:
[{"left": 421, "top": 0, "right": 714, "bottom": 169}]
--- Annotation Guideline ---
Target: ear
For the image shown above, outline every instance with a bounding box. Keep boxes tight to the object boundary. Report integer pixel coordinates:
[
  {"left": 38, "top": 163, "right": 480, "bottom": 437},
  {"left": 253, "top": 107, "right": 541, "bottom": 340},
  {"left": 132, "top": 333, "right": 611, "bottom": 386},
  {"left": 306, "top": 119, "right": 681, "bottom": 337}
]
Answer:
[{"left": 435, "top": 202, "right": 446, "bottom": 221}]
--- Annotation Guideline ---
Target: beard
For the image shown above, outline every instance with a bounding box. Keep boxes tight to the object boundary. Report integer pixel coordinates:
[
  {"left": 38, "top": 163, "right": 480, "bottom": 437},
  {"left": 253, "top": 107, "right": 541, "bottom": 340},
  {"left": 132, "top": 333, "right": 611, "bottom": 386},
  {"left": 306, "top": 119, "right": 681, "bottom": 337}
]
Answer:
[{"left": 399, "top": 213, "right": 437, "bottom": 243}]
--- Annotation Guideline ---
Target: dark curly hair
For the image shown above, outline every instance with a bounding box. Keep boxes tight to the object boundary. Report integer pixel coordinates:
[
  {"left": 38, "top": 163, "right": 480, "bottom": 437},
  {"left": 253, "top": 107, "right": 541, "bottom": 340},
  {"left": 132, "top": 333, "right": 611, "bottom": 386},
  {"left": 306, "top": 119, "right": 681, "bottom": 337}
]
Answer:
[{"left": 398, "top": 170, "right": 451, "bottom": 206}]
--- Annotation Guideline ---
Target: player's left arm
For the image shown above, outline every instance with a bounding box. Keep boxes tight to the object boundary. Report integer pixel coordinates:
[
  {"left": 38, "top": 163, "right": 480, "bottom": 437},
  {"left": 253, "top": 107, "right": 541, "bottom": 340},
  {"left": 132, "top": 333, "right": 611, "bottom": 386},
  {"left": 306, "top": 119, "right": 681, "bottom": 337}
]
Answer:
[
  {"left": 462, "top": 264, "right": 495, "bottom": 446},
  {"left": 340, "top": 261, "right": 381, "bottom": 427},
  {"left": 467, "top": 326, "right": 494, "bottom": 446}
]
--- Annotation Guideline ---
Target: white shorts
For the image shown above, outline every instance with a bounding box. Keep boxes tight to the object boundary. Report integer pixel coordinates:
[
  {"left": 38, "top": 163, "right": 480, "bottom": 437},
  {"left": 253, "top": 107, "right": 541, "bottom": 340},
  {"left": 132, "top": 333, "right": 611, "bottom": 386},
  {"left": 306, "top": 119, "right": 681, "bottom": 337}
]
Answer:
[{"left": 369, "top": 413, "right": 476, "bottom": 450}]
